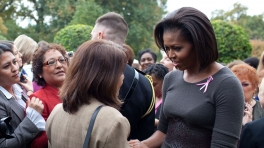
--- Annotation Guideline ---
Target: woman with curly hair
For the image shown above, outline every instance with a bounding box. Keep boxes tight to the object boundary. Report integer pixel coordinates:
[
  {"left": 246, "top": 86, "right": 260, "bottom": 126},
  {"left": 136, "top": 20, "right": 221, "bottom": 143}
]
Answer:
[{"left": 29, "top": 43, "right": 69, "bottom": 148}]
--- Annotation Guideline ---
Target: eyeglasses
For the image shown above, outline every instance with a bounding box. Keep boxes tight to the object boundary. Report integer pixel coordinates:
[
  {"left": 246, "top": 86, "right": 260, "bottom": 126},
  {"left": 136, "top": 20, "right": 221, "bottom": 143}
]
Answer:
[{"left": 43, "top": 57, "right": 67, "bottom": 66}]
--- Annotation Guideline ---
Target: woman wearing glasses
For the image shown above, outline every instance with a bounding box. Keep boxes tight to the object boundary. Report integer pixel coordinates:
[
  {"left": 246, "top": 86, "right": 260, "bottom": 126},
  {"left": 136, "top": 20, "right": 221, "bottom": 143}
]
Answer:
[{"left": 29, "top": 43, "right": 69, "bottom": 148}]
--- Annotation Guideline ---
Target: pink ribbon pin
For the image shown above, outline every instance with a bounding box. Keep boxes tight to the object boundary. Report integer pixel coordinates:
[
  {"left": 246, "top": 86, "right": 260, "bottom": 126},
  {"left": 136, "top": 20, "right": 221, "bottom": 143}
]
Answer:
[{"left": 196, "top": 76, "right": 213, "bottom": 93}]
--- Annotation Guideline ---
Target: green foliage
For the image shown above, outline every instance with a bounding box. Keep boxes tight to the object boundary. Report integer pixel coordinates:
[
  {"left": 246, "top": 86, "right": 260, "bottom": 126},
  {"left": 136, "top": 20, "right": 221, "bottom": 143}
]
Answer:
[
  {"left": 2, "top": 19, "right": 25, "bottom": 40},
  {"left": 70, "top": 0, "right": 103, "bottom": 26},
  {"left": 0, "top": 0, "right": 167, "bottom": 51},
  {"left": 54, "top": 24, "right": 93, "bottom": 51},
  {"left": 0, "top": 34, "right": 7, "bottom": 40},
  {"left": 95, "top": 0, "right": 167, "bottom": 56},
  {"left": 212, "top": 20, "right": 252, "bottom": 64},
  {"left": 211, "top": 2, "right": 264, "bottom": 40}
]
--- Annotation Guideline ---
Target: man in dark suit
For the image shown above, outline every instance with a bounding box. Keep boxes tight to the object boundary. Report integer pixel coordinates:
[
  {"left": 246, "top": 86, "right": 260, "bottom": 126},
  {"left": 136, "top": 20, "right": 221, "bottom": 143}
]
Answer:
[
  {"left": 239, "top": 117, "right": 264, "bottom": 148},
  {"left": 90, "top": 12, "right": 155, "bottom": 140}
]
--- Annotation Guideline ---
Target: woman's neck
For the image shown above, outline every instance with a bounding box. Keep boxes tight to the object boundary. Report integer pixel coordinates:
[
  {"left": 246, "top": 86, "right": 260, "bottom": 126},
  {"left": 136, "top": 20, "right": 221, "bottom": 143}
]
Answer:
[
  {"left": 47, "top": 83, "right": 62, "bottom": 90},
  {"left": 184, "top": 62, "right": 222, "bottom": 83},
  {"left": 246, "top": 99, "right": 255, "bottom": 106},
  {"left": 1, "top": 84, "right": 13, "bottom": 94},
  {"left": 156, "top": 97, "right": 162, "bottom": 103}
]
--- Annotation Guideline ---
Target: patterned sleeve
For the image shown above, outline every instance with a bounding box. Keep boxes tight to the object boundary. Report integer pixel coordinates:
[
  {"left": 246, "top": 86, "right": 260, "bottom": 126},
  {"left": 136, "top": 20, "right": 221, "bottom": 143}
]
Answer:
[{"left": 104, "top": 116, "right": 130, "bottom": 148}]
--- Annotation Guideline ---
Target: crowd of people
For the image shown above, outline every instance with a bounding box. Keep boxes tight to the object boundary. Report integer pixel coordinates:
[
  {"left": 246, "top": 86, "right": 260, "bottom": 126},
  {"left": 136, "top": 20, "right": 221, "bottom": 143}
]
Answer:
[{"left": 0, "top": 6, "right": 264, "bottom": 148}]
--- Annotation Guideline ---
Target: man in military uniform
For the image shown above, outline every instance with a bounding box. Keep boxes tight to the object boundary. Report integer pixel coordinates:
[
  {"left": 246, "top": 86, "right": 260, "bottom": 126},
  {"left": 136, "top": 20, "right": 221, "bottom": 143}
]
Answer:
[{"left": 90, "top": 12, "right": 155, "bottom": 140}]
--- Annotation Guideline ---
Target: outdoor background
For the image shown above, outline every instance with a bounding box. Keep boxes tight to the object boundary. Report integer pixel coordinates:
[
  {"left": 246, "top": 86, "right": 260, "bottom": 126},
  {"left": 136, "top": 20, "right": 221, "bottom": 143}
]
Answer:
[{"left": 0, "top": 0, "right": 264, "bottom": 63}]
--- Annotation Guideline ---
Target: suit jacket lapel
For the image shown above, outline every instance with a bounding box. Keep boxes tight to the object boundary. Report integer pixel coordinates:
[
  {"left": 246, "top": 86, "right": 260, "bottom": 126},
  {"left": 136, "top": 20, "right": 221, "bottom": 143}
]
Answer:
[{"left": 9, "top": 97, "right": 25, "bottom": 121}]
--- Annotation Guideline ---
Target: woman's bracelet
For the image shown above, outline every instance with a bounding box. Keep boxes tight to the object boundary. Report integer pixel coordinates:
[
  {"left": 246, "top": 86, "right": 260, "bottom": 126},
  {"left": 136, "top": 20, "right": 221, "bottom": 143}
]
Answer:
[{"left": 27, "top": 90, "right": 34, "bottom": 93}]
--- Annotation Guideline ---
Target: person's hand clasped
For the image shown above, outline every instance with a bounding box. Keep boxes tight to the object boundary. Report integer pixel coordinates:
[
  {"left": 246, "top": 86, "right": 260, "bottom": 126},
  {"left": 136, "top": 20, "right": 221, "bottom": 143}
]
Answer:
[
  {"left": 242, "top": 103, "right": 253, "bottom": 126},
  {"left": 129, "top": 140, "right": 148, "bottom": 148},
  {"left": 27, "top": 97, "right": 44, "bottom": 114}
]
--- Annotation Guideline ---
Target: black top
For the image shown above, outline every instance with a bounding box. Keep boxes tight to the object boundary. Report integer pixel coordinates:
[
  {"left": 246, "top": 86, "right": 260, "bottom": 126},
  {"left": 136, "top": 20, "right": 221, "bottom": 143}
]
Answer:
[
  {"left": 239, "top": 117, "right": 264, "bottom": 148},
  {"left": 119, "top": 64, "right": 155, "bottom": 140}
]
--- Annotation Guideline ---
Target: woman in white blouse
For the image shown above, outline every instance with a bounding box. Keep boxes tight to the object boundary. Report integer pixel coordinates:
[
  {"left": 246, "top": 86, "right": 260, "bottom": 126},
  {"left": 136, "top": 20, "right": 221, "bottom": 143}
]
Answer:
[{"left": 0, "top": 42, "right": 45, "bottom": 147}]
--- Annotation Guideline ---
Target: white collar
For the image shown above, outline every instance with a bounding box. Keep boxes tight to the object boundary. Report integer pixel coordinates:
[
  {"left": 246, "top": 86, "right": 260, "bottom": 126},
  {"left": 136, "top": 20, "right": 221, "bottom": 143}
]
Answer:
[{"left": 0, "top": 84, "right": 23, "bottom": 100}]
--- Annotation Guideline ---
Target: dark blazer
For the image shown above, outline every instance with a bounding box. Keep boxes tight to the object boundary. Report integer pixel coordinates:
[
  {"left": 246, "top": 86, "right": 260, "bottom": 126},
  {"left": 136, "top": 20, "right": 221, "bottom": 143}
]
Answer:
[
  {"left": 119, "top": 64, "right": 155, "bottom": 141},
  {"left": 239, "top": 117, "right": 264, "bottom": 148},
  {"left": 0, "top": 90, "right": 40, "bottom": 148}
]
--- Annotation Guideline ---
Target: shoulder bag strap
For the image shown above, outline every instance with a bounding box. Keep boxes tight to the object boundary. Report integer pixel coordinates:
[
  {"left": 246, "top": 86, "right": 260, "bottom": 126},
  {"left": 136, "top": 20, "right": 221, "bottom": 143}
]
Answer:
[
  {"left": 83, "top": 105, "right": 103, "bottom": 148},
  {"left": 121, "top": 69, "right": 139, "bottom": 112}
]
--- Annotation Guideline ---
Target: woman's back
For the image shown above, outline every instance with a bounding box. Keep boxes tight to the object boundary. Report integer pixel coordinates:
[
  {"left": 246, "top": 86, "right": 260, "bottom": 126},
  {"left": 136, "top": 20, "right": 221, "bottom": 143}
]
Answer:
[{"left": 46, "top": 97, "right": 130, "bottom": 148}]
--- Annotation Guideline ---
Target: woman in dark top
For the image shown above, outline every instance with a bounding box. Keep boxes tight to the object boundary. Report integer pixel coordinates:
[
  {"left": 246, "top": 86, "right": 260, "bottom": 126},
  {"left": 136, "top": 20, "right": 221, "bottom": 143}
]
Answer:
[
  {"left": 143, "top": 64, "right": 169, "bottom": 128},
  {"left": 129, "top": 7, "right": 244, "bottom": 148}
]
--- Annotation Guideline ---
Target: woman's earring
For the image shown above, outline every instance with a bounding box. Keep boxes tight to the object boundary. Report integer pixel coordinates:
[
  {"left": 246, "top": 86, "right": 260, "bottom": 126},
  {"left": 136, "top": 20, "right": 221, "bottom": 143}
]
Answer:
[
  {"left": 252, "top": 93, "right": 256, "bottom": 99},
  {"left": 39, "top": 76, "right": 42, "bottom": 78}
]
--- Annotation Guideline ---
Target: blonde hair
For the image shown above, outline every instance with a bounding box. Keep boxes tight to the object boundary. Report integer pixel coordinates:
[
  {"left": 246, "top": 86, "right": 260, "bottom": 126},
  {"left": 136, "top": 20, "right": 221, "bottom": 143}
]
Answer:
[
  {"left": 14, "top": 34, "right": 38, "bottom": 64},
  {"left": 257, "top": 51, "right": 264, "bottom": 75},
  {"left": 226, "top": 60, "right": 245, "bottom": 69}
]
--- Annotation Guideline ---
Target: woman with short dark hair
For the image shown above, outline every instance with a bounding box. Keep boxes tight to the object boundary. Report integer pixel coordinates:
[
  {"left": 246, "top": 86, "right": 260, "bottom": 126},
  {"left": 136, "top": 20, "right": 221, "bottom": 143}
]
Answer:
[
  {"left": 46, "top": 40, "right": 130, "bottom": 148},
  {"left": 138, "top": 49, "right": 157, "bottom": 71},
  {"left": 0, "top": 43, "right": 45, "bottom": 147},
  {"left": 143, "top": 64, "right": 168, "bottom": 128},
  {"left": 129, "top": 7, "right": 244, "bottom": 148}
]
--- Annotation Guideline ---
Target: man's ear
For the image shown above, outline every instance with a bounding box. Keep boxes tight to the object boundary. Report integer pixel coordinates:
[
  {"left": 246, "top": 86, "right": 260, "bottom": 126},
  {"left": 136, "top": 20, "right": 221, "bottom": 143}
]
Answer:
[{"left": 98, "top": 31, "right": 104, "bottom": 39}]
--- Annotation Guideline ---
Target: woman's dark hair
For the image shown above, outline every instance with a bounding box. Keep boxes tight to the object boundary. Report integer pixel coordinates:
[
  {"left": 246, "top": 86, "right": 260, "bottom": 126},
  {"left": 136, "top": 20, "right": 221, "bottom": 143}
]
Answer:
[
  {"left": 154, "top": 7, "right": 218, "bottom": 71},
  {"left": 0, "top": 43, "right": 13, "bottom": 55},
  {"left": 60, "top": 39, "right": 127, "bottom": 114},
  {"left": 138, "top": 48, "right": 157, "bottom": 64},
  {"left": 244, "top": 57, "right": 259, "bottom": 70},
  {"left": 143, "top": 64, "right": 169, "bottom": 80},
  {"left": 32, "top": 43, "right": 67, "bottom": 86},
  {"left": 0, "top": 40, "right": 14, "bottom": 51}
]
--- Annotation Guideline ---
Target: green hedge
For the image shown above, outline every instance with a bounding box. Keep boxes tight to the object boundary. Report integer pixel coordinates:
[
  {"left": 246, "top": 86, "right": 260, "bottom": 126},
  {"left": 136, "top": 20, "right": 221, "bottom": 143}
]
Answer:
[
  {"left": 54, "top": 24, "right": 93, "bottom": 51},
  {"left": 0, "top": 35, "right": 6, "bottom": 40},
  {"left": 212, "top": 20, "right": 252, "bottom": 64}
]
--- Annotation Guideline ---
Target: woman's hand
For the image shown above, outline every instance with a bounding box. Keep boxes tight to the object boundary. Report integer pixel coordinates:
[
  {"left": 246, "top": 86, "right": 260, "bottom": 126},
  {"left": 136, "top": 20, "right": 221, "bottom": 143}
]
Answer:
[
  {"left": 155, "top": 119, "right": 159, "bottom": 127},
  {"left": 27, "top": 97, "right": 44, "bottom": 114},
  {"left": 129, "top": 140, "right": 148, "bottom": 148},
  {"left": 242, "top": 103, "right": 253, "bottom": 126},
  {"left": 18, "top": 74, "right": 34, "bottom": 96}
]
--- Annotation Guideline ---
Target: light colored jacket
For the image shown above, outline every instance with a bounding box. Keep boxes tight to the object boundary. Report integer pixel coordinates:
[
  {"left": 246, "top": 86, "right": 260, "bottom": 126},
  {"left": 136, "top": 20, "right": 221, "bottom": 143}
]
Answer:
[{"left": 46, "top": 98, "right": 130, "bottom": 148}]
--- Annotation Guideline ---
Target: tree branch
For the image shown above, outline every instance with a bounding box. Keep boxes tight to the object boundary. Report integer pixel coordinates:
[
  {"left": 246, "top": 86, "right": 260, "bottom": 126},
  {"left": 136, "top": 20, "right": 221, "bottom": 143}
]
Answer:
[{"left": 0, "top": 0, "right": 14, "bottom": 13}]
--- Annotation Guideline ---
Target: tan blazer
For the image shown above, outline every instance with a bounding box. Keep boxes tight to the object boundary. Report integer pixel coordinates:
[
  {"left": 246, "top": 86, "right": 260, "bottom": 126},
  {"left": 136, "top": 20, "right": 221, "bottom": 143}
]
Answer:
[{"left": 46, "top": 98, "right": 130, "bottom": 148}]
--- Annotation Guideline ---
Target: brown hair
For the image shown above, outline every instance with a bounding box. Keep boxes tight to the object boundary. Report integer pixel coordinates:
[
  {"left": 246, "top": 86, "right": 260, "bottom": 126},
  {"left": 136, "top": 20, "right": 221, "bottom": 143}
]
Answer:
[
  {"left": 32, "top": 43, "right": 67, "bottom": 86},
  {"left": 60, "top": 39, "right": 127, "bottom": 114},
  {"left": 122, "top": 44, "right": 135, "bottom": 66},
  {"left": 95, "top": 12, "right": 128, "bottom": 44},
  {"left": 231, "top": 64, "right": 259, "bottom": 91},
  {"left": 154, "top": 7, "right": 218, "bottom": 71}
]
